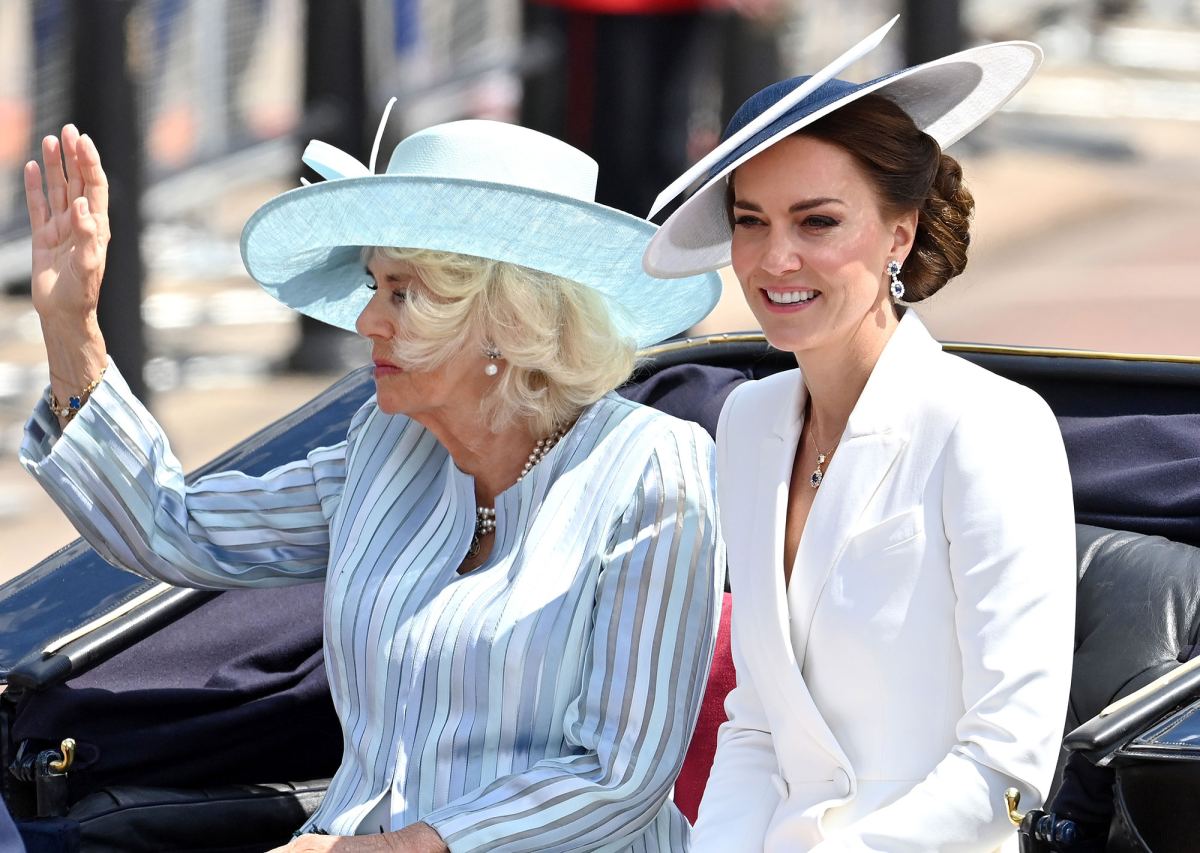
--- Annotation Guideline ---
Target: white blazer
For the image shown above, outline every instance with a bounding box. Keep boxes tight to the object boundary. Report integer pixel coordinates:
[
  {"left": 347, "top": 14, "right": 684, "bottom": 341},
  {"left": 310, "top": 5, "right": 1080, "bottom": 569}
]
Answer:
[{"left": 692, "top": 313, "right": 1076, "bottom": 853}]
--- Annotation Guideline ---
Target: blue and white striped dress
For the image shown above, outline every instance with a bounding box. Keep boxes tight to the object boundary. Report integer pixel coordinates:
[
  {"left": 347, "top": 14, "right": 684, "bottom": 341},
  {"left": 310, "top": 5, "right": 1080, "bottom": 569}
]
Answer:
[{"left": 21, "top": 362, "right": 724, "bottom": 851}]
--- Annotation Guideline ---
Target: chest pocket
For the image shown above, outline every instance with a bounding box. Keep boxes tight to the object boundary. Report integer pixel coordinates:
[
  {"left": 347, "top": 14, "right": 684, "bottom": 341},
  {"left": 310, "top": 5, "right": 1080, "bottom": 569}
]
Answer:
[
  {"left": 827, "top": 509, "right": 926, "bottom": 636},
  {"left": 844, "top": 508, "right": 923, "bottom": 558}
]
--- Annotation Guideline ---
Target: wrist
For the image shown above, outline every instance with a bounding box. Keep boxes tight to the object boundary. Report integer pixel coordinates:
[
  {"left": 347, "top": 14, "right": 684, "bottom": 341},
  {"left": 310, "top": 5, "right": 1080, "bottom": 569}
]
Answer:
[
  {"left": 40, "top": 310, "right": 102, "bottom": 340},
  {"left": 42, "top": 313, "right": 107, "bottom": 372},
  {"left": 392, "top": 823, "right": 448, "bottom": 853},
  {"left": 46, "top": 366, "right": 107, "bottom": 423}
]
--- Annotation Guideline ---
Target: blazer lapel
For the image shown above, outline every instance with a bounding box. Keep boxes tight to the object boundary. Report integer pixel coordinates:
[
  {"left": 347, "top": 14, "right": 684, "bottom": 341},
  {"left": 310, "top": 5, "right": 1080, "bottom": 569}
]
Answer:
[
  {"left": 732, "top": 312, "right": 941, "bottom": 791},
  {"left": 743, "top": 374, "right": 803, "bottom": 669},
  {"left": 788, "top": 431, "right": 904, "bottom": 668},
  {"left": 740, "top": 376, "right": 856, "bottom": 772},
  {"left": 788, "top": 312, "right": 935, "bottom": 667}
]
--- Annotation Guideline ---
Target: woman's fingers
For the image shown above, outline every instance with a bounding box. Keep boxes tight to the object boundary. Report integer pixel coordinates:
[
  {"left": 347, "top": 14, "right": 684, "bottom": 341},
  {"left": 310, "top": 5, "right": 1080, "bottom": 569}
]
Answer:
[
  {"left": 29, "top": 127, "right": 110, "bottom": 260},
  {"left": 77, "top": 134, "right": 110, "bottom": 236},
  {"left": 72, "top": 197, "right": 96, "bottom": 238},
  {"left": 62, "top": 124, "right": 84, "bottom": 203},
  {"left": 41, "top": 135, "right": 69, "bottom": 217},
  {"left": 72, "top": 197, "right": 100, "bottom": 258},
  {"left": 24, "top": 161, "right": 49, "bottom": 232}
]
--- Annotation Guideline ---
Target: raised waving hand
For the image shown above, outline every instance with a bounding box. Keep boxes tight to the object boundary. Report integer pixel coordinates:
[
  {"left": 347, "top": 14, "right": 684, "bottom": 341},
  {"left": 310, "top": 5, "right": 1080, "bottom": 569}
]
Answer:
[{"left": 24, "top": 125, "right": 111, "bottom": 422}]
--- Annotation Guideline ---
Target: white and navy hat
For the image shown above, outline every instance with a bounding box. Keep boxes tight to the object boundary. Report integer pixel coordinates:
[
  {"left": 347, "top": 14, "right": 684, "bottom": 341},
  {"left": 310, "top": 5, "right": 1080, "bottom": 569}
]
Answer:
[{"left": 643, "top": 16, "right": 1042, "bottom": 278}]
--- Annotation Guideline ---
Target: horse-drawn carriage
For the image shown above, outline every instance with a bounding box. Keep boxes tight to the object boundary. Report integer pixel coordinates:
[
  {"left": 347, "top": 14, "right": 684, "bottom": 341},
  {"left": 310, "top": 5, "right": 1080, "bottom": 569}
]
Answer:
[{"left": 2, "top": 332, "right": 1198, "bottom": 852}]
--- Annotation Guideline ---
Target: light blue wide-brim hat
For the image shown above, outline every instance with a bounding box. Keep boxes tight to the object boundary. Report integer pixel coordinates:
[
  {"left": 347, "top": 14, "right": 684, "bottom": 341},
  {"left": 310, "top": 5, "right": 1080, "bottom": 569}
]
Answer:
[
  {"left": 643, "top": 16, "right": 1042, "bottom": 278},
  {"left": 241, "top": 117, "right": 722, "bottom": 349}
]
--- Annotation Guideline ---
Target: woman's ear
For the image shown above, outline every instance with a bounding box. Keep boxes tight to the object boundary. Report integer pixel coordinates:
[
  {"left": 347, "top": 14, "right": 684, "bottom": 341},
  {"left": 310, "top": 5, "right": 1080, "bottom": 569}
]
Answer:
[{"left": 889, "top": 208, "right": 919, "bottom": 259}]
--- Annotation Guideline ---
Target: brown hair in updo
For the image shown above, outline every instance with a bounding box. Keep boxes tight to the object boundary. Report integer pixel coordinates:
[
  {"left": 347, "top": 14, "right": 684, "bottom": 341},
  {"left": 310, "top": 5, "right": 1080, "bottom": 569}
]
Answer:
[{"left": 793, "top": 93, "right": 974, "bottom": 301}]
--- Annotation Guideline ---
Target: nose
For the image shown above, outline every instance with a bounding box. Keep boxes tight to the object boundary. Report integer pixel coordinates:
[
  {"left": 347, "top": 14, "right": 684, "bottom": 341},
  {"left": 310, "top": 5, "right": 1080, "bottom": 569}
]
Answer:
[
  {"left": 355, "top": 289, "right": 394, "bottom": 340},
  {"left": 760, "top": 227, "right": 802, "bottom": 278}
]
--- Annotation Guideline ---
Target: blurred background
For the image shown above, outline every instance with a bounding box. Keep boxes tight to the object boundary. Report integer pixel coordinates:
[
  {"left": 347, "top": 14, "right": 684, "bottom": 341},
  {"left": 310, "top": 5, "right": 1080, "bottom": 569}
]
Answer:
[{"left": 1, "top": 0, "right": 1198, "bottom": 575}]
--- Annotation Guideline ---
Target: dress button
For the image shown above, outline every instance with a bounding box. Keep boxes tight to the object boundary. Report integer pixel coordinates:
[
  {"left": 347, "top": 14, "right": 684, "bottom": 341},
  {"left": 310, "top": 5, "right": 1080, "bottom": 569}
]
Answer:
[{"left": 770, "top": 773, "right": 789, "bottom": 799}]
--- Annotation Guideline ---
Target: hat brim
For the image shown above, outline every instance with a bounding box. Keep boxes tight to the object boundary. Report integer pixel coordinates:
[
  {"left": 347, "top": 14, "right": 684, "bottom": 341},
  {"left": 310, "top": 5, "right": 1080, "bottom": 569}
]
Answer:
[
  {"left": 241, "top": 175, "right": 722, "bottom": 348},
  {"left": 643, "top": 41, "right": 1041, "bottom": 278}
]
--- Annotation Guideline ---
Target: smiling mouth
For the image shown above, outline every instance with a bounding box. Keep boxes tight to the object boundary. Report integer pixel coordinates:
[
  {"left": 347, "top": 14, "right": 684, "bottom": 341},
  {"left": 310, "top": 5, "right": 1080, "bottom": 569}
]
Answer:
[{"left": 763, "top": 288, "right": 820, "bottom": 306}]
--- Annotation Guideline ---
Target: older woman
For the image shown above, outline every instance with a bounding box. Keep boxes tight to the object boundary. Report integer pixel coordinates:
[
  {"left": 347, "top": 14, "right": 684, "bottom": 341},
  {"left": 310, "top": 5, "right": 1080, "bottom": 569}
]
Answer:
[
  {"left": 21, "top": 117, "right": 724, "bottom": 851},
  {"left": 644, "top": 20, "right": 1075, "bottom": 853}
]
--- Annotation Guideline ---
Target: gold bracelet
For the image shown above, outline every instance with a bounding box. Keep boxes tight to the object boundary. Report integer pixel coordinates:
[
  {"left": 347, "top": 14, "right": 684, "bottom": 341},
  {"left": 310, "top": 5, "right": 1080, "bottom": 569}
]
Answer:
[{"left": 47, "top": 367, "right": 107, "bottom": 423}]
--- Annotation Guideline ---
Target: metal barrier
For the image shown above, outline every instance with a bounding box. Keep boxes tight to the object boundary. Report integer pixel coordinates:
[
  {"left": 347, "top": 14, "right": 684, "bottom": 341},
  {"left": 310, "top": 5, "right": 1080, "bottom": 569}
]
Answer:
[{"left": 0, "top": 0, "right": 524, "bottom": 284}]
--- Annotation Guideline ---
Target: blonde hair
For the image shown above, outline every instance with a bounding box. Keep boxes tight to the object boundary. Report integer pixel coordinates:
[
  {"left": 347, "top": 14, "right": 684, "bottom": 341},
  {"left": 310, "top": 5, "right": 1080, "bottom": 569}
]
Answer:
[{"left": 364, "top": 247, "right": 638, "bottom": 434}]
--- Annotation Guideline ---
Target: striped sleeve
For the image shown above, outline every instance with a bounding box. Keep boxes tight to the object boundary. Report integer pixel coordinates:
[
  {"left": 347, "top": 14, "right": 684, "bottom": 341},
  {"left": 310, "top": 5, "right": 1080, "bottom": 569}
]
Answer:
[
  {"left": 423, "top": 422, "right": 724, "bottom": 852},
  {"left": 19, "top": 359, "right": 356, "bottom": 590}
]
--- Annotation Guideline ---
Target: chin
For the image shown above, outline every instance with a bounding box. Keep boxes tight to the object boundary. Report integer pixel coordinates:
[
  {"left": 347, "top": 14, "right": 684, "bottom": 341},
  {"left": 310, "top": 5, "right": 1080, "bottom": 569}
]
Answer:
[
  {"left": 761, "top": 323, "right": 822, "bottom": 356},
  {"left": 373, "top": 395, "right": 408, "bottom": 416}
]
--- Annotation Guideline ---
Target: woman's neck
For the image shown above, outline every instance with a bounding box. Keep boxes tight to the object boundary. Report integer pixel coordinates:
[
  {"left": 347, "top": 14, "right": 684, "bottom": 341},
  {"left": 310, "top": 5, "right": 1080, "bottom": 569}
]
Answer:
[
  {"left": 417, "top": 410, "right": 544, "bottom": 506},
  {"left": 796, "top": 311, "right": 899, "bottom": 442}
]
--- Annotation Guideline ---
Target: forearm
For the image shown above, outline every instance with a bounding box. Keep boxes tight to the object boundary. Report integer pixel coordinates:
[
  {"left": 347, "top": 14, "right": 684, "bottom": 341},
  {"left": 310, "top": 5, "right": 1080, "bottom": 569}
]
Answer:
[
  {"left": 391, "top": 822, "right": 447, "bottom": 852},
  {"left": 691, "top": 722, "right": 781, "bottom": 852},
  {"left": 41, "top": 310, "right": 108, "bottom": 425},
  {"left": 421, "top": 745, "right": 677, "bottom": 852},
  {"left": 21, "top": 362, "right": 339, "bottom": 588},
  {"left": 813, "top": 752, "right": 1023, "bottom": 852},
  {"left": 272, "top": 822, "right": 446, "bottom": 852}
]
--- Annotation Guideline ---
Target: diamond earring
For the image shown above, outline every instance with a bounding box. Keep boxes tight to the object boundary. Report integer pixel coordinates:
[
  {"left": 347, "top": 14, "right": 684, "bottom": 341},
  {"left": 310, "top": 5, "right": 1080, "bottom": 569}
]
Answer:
[
  {"left": 483, "top": 342, "right": 502, "bottom": 377},
  {"left": 887, "top": 260, "right": 905, "bottom": 301}
]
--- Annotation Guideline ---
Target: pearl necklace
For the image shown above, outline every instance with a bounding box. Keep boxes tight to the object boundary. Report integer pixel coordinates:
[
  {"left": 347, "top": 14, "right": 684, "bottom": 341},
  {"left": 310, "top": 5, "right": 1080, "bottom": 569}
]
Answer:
[{"left": 469, "top": 428, "right": 567, "bottom": 557}]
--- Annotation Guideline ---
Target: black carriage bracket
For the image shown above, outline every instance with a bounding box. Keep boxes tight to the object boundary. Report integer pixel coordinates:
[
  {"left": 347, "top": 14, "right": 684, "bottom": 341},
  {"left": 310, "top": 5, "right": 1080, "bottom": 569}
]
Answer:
[{"left": 9, "top": 737, "right": 75, "bottom": 818}]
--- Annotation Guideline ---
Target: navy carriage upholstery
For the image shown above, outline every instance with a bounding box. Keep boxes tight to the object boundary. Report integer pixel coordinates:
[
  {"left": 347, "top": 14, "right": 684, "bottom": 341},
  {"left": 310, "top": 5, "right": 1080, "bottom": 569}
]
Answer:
[{"left": 8, "top": 349, "right": 1200, "bottom": 849}]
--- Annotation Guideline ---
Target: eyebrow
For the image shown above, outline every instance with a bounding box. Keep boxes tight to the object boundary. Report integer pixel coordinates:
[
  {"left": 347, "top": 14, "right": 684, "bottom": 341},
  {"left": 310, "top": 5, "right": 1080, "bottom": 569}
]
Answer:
[
  {"left": 732, "top": 197, "right": 844, "bottom": 213},
  {"left": 363, "top": 264, "right": 411, "bottom": 283}
]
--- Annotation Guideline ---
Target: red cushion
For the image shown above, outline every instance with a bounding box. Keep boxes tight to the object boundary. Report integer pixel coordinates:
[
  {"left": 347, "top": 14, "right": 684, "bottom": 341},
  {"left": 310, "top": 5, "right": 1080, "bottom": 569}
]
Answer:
[{"left": 675, "top": 592, "right": 736, "bottom": 823}]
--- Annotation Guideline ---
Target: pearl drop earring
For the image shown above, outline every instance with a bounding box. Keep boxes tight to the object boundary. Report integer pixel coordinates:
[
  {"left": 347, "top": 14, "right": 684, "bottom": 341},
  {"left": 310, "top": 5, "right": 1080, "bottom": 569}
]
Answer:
[{"left": 483, "top": 342, "right": 502, "bottom": 376}]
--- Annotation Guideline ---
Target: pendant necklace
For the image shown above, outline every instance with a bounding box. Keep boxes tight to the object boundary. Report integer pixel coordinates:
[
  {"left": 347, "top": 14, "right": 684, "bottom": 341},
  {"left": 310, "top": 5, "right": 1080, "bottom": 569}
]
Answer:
[
  {"left": 809, "top": 432, "right": 833, "bottom": 489},
  {"left": 806, "top": 402, "right": 836, "bottom": 489}
]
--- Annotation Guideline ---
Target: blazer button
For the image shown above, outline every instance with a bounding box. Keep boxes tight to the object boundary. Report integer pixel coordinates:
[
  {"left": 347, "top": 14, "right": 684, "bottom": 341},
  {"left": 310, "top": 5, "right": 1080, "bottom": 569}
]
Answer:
[
  {"left": 833, "top": 767, "right": 851, "bottom": 796},
  {"left": 770, "top": 773, "right": 789, "bottom": 799}
]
